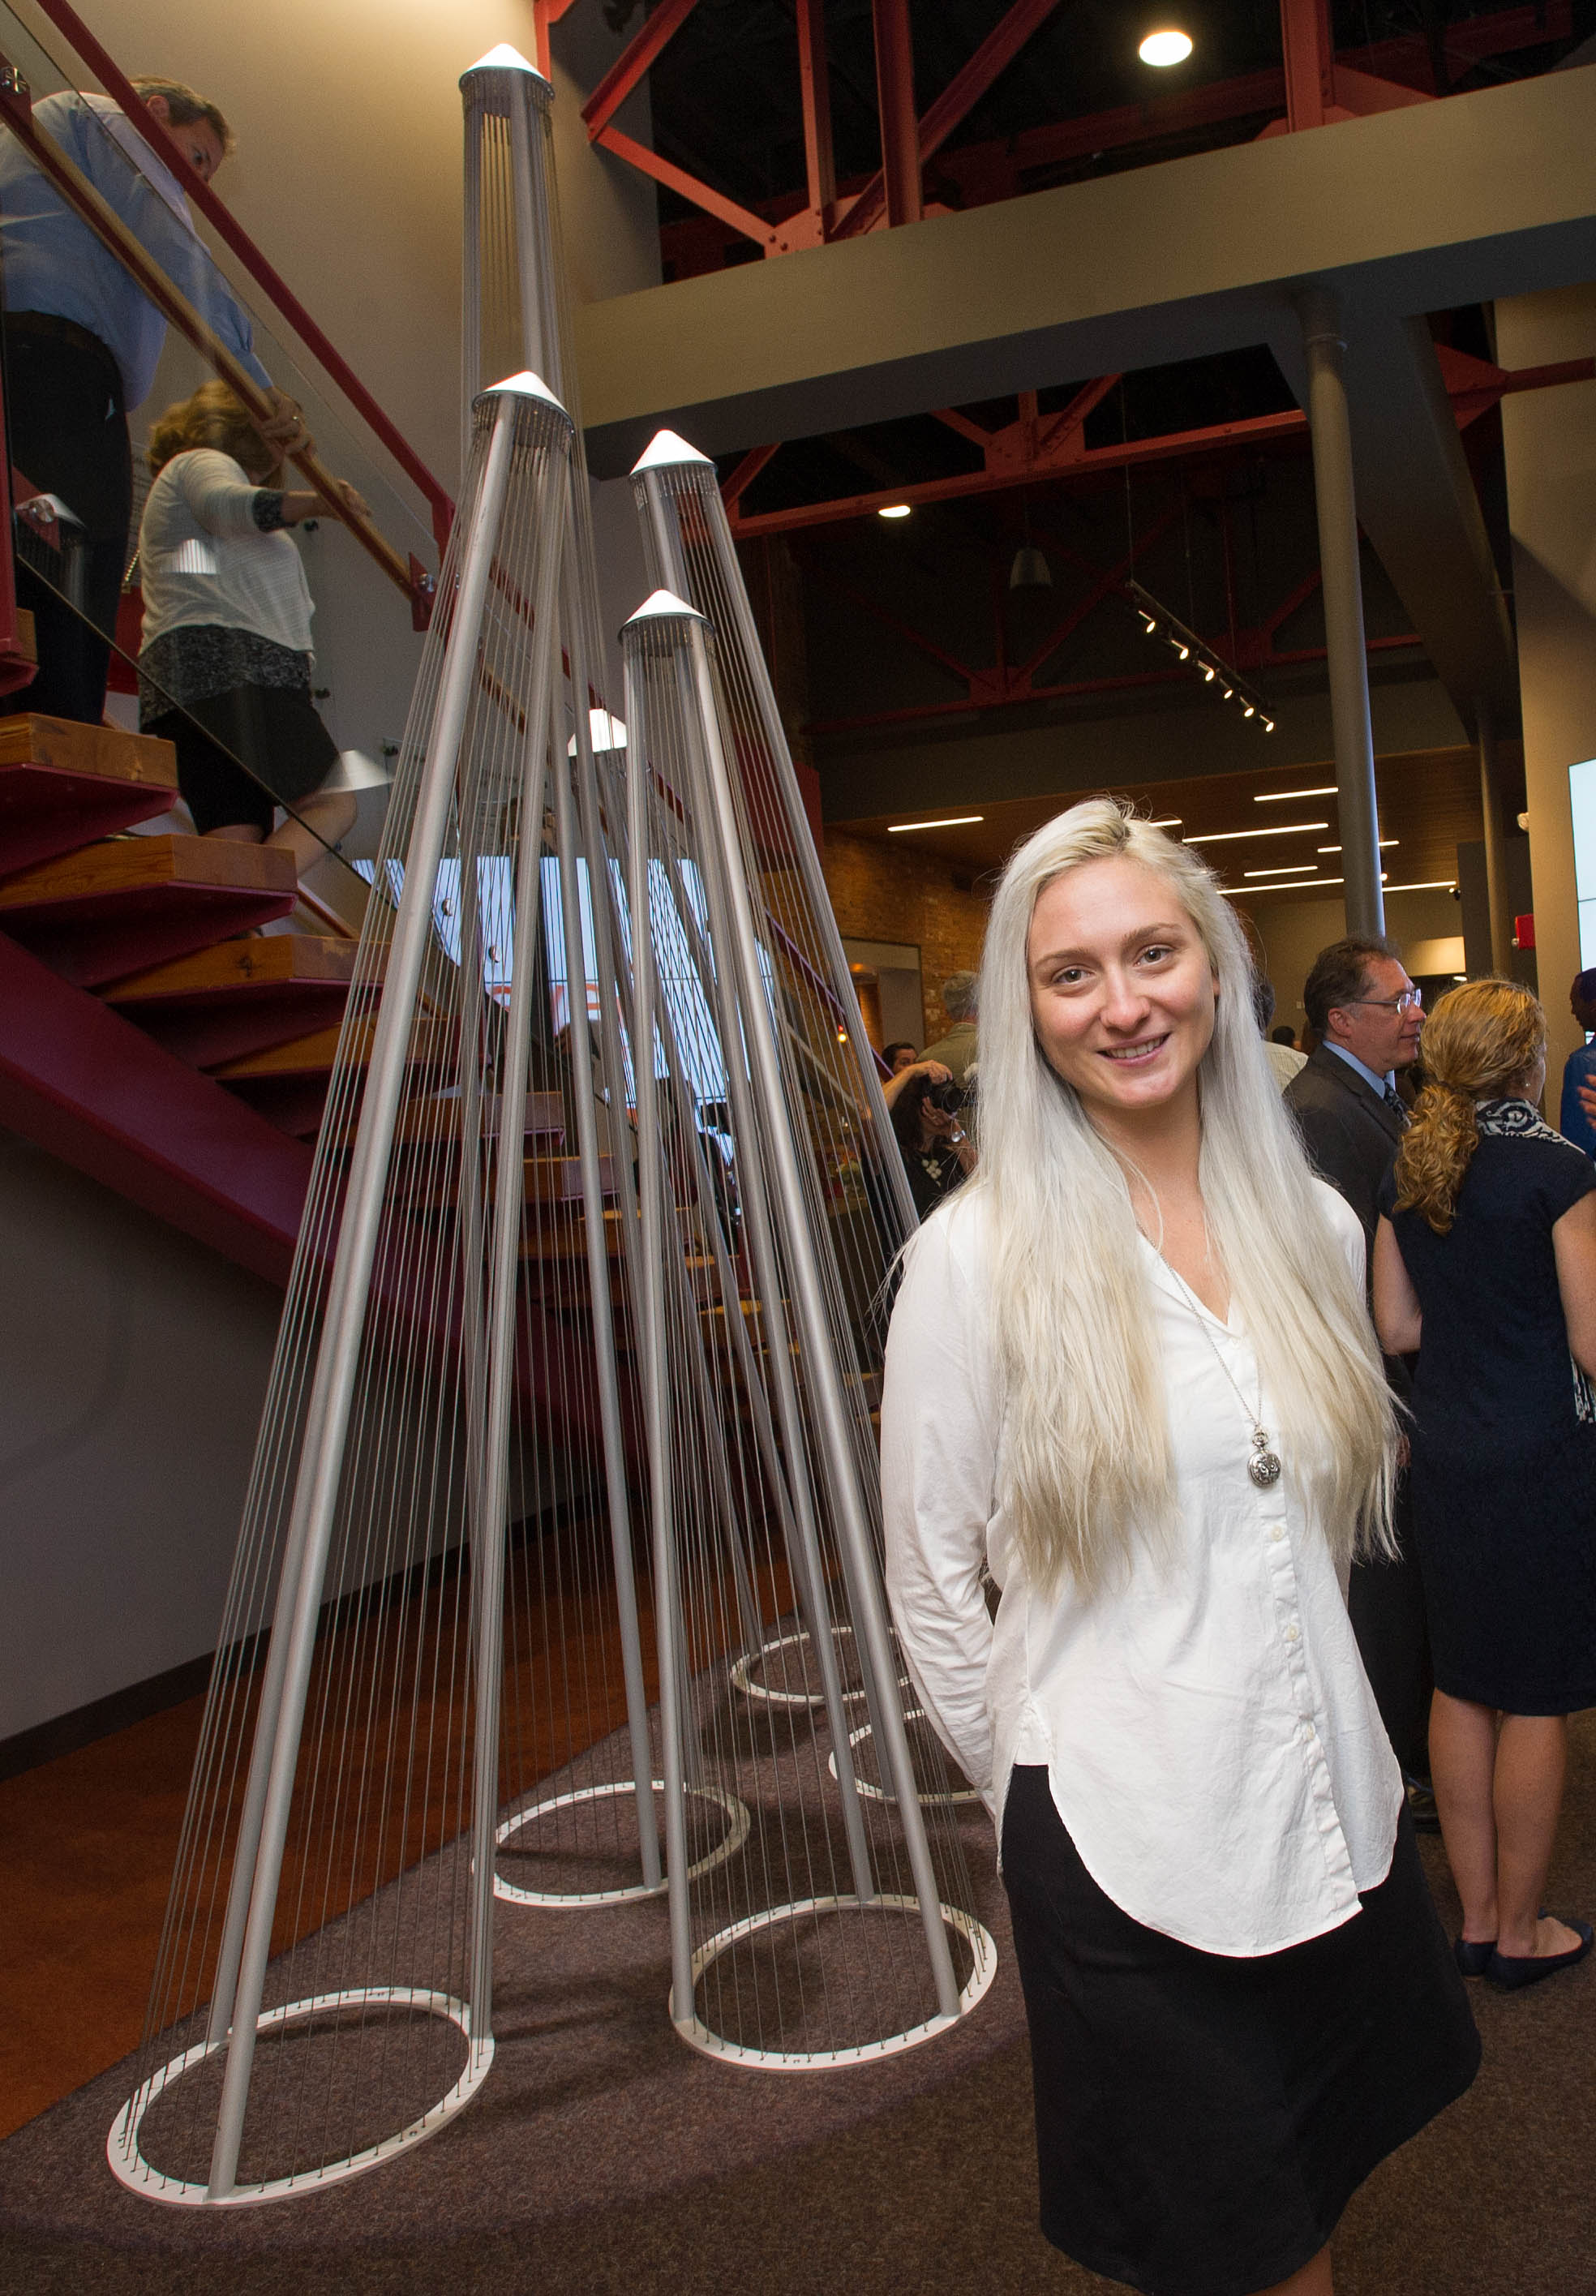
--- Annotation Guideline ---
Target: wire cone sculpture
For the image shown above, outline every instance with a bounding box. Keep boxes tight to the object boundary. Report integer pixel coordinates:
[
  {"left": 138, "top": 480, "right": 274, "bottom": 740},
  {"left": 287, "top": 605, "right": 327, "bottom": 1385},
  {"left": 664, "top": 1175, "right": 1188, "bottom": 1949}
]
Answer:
[
  {"left": 621, "top": 588, "right": 994, "bottom": 2064},
  {"left": 110, "top": 371, "right": 597, "bottom": 2203},
  {"left": 109, "top": 49, "right": 993, "bottom": 2212},
  {"left": 461, "top": 41, "right": 673, "bottom": 1912}
]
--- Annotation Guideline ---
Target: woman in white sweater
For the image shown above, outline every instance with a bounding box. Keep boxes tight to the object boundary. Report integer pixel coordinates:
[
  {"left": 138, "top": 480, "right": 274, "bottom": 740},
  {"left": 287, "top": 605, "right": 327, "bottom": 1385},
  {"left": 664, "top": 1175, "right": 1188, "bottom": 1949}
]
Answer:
[
  {"left": 136, "top": 380, "right": 364, "bottom": 878},
  {"left": 881, "top": 800, "right": 1478, "bottom": 2296}
]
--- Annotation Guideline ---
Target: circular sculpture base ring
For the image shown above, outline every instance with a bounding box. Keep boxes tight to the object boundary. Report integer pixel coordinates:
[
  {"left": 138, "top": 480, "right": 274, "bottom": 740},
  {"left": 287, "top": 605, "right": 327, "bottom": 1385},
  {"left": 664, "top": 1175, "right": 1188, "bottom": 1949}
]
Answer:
[
  {"left": 728, "top": 1624, "right": 860, "bottom": 1710},
  {"left": 676, "top": 1894, "right": 998, "bottom": 2071},
  {"left": 826, "top": 1712, "right": 981, "bottom": 1807},
  {"left": 107, "top": 1985, "right": 489, "bottom": 2208},
  {"left": 494, "top": 1777, "right": 751, "bottom": 1907}
]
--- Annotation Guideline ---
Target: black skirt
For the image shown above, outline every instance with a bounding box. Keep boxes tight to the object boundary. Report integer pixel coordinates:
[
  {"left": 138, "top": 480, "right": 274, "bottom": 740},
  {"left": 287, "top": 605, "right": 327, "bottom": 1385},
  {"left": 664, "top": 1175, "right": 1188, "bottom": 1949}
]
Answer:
[
  {"left": 147, "top": 686, "right": 338, "bottom": 839},
  {"left": 1002, "top": 1766, "right": 1479, "bottom": 2296}
]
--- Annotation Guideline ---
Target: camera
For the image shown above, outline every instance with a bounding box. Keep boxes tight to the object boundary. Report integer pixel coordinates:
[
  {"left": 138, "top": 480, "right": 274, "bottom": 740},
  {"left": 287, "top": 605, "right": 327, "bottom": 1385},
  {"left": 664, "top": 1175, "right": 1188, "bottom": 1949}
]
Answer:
[{"left": 925, "top": 1077, "right": 966, "bottom": 1117}]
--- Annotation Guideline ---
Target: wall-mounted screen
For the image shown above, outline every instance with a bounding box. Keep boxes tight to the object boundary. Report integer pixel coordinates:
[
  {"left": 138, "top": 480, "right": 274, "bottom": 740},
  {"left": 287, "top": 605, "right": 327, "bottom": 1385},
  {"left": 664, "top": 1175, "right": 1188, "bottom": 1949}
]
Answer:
[{"left": 1569, "top": 757, "right": 1596, "bottom": 970}]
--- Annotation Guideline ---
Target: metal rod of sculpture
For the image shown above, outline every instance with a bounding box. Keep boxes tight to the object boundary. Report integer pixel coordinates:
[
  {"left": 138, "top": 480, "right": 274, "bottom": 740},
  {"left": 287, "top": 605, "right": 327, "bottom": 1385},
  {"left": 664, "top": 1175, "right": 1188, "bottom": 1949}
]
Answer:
[{"left": 462, "top": 42, "right": 662, "bottom": 1899}]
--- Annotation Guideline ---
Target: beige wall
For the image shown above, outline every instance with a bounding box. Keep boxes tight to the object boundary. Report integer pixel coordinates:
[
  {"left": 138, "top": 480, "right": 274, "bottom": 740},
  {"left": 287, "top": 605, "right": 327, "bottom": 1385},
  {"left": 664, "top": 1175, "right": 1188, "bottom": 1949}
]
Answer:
[
  {"left": 1498, "top": 285, "right": 1596, "bottom": 1082},
  {"left": 0, "top": 1135, "right": 281, "bottom": 1740}
]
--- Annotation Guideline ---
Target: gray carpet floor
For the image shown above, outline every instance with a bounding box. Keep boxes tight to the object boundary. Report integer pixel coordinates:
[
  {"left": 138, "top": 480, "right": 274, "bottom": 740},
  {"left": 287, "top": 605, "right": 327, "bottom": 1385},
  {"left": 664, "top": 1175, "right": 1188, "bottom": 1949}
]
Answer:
[{"left": 3, "top": 1719, "right": 1594, "bottom": 2296}]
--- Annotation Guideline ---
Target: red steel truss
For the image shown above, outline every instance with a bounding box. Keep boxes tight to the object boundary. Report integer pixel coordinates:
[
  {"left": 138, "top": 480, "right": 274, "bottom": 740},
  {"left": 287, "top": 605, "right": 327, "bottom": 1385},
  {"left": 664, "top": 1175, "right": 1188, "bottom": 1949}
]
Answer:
[
  {"left": 798, "top": 487, "right": 1422, "bottom": 736},
  {"left": 535, "top": 0, "right": 1572, "bottom": 277}
]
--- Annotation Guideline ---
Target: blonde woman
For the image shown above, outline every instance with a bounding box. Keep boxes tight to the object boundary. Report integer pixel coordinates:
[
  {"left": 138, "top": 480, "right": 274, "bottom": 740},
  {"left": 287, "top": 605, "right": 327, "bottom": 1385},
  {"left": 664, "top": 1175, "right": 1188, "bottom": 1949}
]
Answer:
[
  {"left": 137, "top": 380, "right": 365, "bottom": 880},
  {"left": 1373, "top": 979, "right": 1596, "bottom": 1991},
  {"left": 882, "top": 800, "right": 1478, "bottom": 2296}
]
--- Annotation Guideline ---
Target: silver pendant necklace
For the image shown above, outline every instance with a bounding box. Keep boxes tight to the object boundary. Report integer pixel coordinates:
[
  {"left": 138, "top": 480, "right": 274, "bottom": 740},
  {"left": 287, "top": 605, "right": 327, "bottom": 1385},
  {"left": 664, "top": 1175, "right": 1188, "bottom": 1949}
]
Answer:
[{"left": 1163, "top": 1261, "right": 1283, "bottom": 1489}]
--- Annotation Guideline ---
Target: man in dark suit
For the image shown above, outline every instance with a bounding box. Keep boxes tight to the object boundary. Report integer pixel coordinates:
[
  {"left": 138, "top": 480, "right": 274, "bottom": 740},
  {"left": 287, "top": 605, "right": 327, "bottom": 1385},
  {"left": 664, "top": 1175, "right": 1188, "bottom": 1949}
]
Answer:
[{"left": 1285, "top": 937, "right": 1435, "bottom": 1820}]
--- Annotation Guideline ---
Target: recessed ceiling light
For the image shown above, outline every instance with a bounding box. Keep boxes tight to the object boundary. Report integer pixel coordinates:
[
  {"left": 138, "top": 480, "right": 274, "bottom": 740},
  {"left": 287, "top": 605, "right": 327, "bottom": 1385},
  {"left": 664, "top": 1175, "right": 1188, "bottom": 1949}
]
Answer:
[
  {"left": 887, "top": 813, "right": 983, "bottom": 832},
  {"left": 878, "top": 503, "right": 912, "bottom": 520},
  {"left": 1318, "top": 840, "right": 1397, "bottom": 852},
  {"left": 1245, "top": 863, "right": 1319, "bottom": 877},
  {"left": 1139, "top": 28, "right": 1193, "bottom": 66},
  {"left": 1148, "top": 817, "right": 1182, "bottom": 827},
  {"left": 1255, "top": 786, "right": 1336, "bottom": 802},
  {"left": 1382, "top": 880, "right": 1457, "bottom": 892},
  {"left": 1185, "top": 822, "right": 1329, "bottom": 843}
]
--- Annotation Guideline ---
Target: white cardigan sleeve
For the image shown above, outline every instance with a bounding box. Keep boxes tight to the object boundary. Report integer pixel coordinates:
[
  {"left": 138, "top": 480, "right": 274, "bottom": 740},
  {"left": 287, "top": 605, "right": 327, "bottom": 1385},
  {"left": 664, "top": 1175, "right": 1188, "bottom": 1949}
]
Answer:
[
  {"left": 172, "top": 448, "right": 272, "bottom": 539},
  {"left": 880, "top": 1204, "right": 1002, "bottom": 1807}
]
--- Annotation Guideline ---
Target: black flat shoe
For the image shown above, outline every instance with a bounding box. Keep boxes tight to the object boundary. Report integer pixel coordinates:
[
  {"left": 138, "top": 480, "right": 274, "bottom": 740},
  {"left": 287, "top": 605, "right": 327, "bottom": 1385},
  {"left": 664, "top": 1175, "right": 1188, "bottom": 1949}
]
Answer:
[
  {"left": 1454, "top": 1937, "right": 1496, "bottom": 1977},
  {"left": 1486, "top": 1920, "right": 1594, "bottom": 1990}
]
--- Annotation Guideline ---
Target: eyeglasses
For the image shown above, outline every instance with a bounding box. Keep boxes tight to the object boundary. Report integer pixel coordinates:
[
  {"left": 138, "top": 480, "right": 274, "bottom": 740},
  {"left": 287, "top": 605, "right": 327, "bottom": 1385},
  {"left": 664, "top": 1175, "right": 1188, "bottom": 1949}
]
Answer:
[{"left": 1345, "top": 989, "right": 1423, "bottom": 1014}]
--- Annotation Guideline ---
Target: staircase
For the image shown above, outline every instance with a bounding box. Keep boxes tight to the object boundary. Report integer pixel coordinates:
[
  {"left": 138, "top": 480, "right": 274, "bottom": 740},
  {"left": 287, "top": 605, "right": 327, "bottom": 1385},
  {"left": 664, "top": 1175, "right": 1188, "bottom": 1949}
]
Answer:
[{"left": 0, "top": 712, "right": 641, "bottom": 1333}]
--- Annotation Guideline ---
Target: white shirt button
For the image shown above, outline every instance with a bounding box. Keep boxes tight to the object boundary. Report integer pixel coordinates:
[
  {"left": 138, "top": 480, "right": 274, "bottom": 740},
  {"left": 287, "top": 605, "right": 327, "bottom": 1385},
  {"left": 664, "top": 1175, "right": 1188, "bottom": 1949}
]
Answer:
[
  {"left": 1269, "top": 1526, "right": 1285, "bottom": 1543},
  {"left": 1285, "top": 1623, "right": 1301, "bottom": 1642}
]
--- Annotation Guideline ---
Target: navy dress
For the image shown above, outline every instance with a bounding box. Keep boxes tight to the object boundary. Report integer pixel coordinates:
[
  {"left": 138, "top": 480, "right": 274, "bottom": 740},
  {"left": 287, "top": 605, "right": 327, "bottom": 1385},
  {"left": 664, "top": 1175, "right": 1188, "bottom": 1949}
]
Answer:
[{"left": 1380, "top": 1101, "right": 1596, "bottom": 1715}]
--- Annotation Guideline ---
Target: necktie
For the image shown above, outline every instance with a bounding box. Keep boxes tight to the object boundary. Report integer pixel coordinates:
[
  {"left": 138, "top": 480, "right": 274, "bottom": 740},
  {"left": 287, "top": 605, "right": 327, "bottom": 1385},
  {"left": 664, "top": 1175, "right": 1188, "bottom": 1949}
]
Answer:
[{"left": 1383, "top": 1080, "right": 1407, "bottom": 1125}]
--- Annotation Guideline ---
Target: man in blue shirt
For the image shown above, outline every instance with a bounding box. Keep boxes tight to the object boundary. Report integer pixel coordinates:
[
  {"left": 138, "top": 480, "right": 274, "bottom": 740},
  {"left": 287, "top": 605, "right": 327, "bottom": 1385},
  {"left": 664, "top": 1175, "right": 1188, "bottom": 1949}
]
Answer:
[
  {"left": 0, "top": 75, "right": 299, "bottom": 723},
  {"left": 1559, "top": 970, "right": 1596, "bottom": 1160}
]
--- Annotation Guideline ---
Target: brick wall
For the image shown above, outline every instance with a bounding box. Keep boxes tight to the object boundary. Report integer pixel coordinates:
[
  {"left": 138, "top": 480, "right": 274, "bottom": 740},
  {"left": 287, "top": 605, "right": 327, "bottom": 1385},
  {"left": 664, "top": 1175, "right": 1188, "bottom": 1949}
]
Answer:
[{"left": 820, "top": 830, "right": 991, "bottom": 1041}]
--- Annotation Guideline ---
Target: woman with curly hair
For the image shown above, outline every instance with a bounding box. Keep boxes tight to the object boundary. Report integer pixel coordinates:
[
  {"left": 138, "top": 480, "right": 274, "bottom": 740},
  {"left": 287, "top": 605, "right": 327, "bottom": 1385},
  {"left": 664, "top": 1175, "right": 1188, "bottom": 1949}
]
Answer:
[
  {"left": 1373, "top": 977, "right": 1596, "bottom": 1990},
  {"left": 882, "top": 800, "right": 1478, "bottom": 2296},
  {"left": 136, "top": 380, "right": 367, "bottom": 882}
]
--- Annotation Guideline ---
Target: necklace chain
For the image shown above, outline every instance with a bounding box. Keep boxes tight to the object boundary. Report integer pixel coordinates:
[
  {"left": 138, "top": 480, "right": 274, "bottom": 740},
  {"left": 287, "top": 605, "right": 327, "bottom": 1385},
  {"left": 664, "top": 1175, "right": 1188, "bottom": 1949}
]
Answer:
[{"left": 1161, "top": 1260, "right": 1283, "bottom": 1491}]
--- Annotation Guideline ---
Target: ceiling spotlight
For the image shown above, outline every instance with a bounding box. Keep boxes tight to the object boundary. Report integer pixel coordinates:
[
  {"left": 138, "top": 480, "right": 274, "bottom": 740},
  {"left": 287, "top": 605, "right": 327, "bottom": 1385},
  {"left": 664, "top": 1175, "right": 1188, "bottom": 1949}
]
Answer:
[
  {"left": 1139, "top": 612, "right": 1156, "bottom": 631},
  {"left": 1222, "top": 686, "right": 1233, "bottom": 699},
  {"left": 1262, "top": 719, "right": 1274, "bottom": 732},
  {"left": 1010, "top": 542, "right": 1053, "bottom": 590},
  {"left": 1139, "top": 27, "right": 1193, "bottom": 66},
  {"left": 1243, "top": 704, "right": 1255, "bottom": 718},
  {"left": 1203, "top": 666, "right": 1216, "bottom": 681},
  {"left": 878, "top": 503, "right": 912, "bottom": 520},
  {"left": 1176, "top": 644, "right": 1190, "bottom": 660}
]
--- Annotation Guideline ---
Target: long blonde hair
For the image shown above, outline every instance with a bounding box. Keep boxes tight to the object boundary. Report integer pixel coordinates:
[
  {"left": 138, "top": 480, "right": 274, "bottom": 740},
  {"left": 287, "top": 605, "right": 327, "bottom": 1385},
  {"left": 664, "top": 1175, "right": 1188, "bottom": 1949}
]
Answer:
[
  {"left": 1393, "top": 978, "right": 1545, "bottom": 1234},
  {"left": 965, "top": 797, "right": 1396, "bottom": 1594}
]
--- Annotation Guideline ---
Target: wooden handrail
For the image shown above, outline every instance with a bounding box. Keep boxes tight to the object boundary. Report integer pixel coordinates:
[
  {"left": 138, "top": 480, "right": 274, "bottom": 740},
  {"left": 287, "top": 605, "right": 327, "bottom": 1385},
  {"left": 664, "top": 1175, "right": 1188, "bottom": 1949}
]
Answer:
[{"left": 0, "top": 61, "right": 419, "bottom": 603}]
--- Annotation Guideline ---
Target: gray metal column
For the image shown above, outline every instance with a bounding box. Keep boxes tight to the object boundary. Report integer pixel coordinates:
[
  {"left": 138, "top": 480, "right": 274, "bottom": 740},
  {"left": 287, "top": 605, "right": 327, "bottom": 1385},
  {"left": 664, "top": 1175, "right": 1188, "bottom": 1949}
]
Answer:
[
  {"left": 1300, "top": 285, "right": 1384, "bottom": 938},
  {"left": 1477, "top": 705, "right": 1515, "bottom": 976}
]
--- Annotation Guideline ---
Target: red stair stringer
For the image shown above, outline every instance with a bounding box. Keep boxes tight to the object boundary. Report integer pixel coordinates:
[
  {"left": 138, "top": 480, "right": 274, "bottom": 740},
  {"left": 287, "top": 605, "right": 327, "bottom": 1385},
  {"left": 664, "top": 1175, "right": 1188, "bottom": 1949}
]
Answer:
[{"left": 0, "top": 927, "right": 310, "bottom": 1285}]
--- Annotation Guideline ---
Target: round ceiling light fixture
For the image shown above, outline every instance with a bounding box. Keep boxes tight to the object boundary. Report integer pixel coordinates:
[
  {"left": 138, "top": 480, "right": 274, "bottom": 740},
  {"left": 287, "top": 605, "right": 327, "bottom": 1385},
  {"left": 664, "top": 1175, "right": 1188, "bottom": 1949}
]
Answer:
[
  {"left": 878, "top": 502, "right": 912, "bottom": 520},
  {"left": 1139, "top": 28, "right": 1193, "bottom": 66}
]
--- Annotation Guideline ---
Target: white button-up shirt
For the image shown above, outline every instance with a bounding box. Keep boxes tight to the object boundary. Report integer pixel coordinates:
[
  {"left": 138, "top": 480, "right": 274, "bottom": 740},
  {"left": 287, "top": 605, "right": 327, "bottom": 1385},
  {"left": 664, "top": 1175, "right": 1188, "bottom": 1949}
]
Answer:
[{"left": 881, "top": 1180, "right": 1401, "bottom": 1958}]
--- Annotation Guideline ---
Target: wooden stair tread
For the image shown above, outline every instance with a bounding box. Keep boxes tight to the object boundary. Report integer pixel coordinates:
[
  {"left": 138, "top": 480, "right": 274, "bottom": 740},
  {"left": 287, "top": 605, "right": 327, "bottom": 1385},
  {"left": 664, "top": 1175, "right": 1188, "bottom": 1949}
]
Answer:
[
  {"left": 105, "top": 935, "right": 358, "bottom": 1004},
  {"left": 0, "top": 832, "right": 295, "bottom": 910},
  {"left": 0, "top": 714, "right": 178, "bottom": 788},
  {"left": 391, "top": 1089, "right": 566, "bottom": 1148},
  {"left": 0, "top": 719, "right": 181, "bottom": 876},
  {"left": 212, "top": 1015, "right": 452, "bottom": 1081}
]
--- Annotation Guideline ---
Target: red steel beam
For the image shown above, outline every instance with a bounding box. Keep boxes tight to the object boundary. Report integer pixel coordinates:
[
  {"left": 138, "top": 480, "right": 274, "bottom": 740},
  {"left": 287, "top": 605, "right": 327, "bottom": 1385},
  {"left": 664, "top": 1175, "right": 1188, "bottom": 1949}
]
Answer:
[
  {"left": 728, "top": 410, "right": 1309, "bottom": 536},
  {"left": 796, "top": 0, "right": 837, "bottom": 237},
  {"left": 841, "top": 0, "right": 1066, "bottom": 240},
  {"left": 871, "top": 0, "right": 923, "bottom": 228},
  {"left": 581, "top": 0, "right": 703, "bottom": 138},
  {"left": 593, "top": 124, "right": 781, "bottom": 252},
  {"left": 720, "top": 443, "right": 782, "bottom": 509},
  {"left": 1280, "top": 0, "right": 1336, "bottom": 130}
]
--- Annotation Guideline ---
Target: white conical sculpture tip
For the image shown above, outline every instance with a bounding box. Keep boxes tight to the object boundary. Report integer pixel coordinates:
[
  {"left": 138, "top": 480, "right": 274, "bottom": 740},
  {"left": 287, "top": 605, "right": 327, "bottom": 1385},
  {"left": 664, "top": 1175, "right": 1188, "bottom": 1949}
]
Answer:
[
  {"left": 624, "top": 588, "right": 706, "bottom": 629},
  {"left": 631, "top": 429, "right": 714, "bottom": 474},
  {"left": 465, "top": 43, "right": 544, "bottom": 75},
  {"left": 483, "top": 369, "right": 566, "bottom": 412}
]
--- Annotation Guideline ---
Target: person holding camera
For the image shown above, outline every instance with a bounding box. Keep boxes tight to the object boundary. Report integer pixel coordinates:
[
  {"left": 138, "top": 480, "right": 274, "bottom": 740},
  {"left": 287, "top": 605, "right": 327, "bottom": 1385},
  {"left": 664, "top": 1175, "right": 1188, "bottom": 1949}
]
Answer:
[{"left": 884, "top": 1057, "right": 974, "bottom": 1220}]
